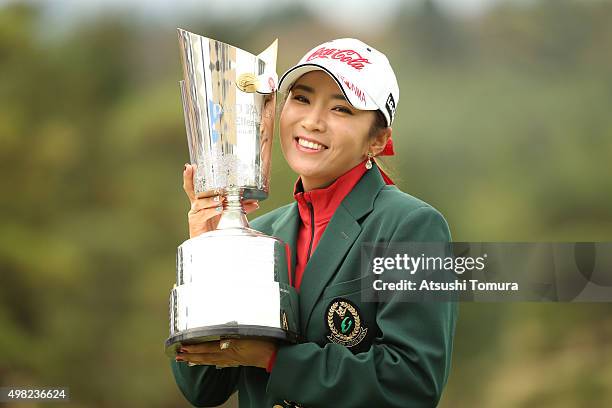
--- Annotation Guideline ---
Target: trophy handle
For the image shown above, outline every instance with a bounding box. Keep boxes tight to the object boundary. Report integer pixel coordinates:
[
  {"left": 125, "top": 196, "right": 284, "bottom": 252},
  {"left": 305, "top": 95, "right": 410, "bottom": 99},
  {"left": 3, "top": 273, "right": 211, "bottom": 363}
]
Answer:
[
  {"left": 256, "top": 39, "right": 278, "bottom": 94},
  {"left": 257, "top": 39, "right": 278, "bottom": 69}
]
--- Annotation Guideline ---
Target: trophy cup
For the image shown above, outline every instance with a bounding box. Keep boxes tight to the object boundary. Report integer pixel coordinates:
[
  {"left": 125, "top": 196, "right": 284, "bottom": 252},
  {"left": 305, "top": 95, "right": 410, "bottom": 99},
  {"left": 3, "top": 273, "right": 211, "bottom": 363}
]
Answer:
[{"left": 165, "top": 29, "right": 299, "bottom": 355}]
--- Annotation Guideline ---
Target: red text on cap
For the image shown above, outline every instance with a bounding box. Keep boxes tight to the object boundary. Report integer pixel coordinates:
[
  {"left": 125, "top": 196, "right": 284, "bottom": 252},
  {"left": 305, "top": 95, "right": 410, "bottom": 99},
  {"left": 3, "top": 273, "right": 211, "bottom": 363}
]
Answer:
[{"left": 306, "top": 47, "right": 371, "bottom": 70}]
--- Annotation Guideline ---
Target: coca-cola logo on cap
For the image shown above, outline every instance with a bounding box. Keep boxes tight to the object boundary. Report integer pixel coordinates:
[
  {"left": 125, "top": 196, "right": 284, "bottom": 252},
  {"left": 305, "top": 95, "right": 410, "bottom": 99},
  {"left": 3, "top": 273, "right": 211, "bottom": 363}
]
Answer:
[{"left": 306, "top": 47, "right": 371, "bottom": 70}]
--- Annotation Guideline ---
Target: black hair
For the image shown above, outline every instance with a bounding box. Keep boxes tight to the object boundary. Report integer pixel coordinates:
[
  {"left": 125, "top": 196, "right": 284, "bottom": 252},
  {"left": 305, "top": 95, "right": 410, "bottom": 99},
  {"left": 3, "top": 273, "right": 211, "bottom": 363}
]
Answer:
[{"left": 368, "top": 110, "right": 388, "bottom": 140}]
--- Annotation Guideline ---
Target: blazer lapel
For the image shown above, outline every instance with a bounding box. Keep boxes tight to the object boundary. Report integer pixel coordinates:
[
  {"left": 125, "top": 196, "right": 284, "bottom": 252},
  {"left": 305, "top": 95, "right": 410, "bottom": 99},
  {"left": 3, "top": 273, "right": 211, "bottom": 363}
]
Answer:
[
  {"left": 298, "top": 167, "right": 386, "bottom": 333},
  {"left": 270, "top": 202, "right": 299, "bottom": 285}
]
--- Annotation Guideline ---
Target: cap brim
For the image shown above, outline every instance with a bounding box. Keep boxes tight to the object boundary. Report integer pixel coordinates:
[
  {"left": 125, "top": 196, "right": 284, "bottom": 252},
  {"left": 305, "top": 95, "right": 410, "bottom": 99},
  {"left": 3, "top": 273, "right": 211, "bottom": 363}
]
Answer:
[{"left": 278, "top": 63, "right": 376, "bottom": 111}]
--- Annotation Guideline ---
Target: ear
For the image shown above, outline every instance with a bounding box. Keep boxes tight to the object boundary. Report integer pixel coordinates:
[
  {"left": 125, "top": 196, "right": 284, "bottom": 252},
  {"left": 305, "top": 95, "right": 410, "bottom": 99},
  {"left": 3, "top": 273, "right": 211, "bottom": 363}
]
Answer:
[{"left": 369, "top": 127, "right": 392, "bottom": 156}]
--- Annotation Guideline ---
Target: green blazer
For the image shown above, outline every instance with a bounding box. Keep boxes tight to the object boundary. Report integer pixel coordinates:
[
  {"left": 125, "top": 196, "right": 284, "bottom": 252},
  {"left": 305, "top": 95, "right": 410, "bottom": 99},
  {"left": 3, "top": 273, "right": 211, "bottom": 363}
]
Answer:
[{"left": 170, "top": 165, "right": 457, "bottom": 408}]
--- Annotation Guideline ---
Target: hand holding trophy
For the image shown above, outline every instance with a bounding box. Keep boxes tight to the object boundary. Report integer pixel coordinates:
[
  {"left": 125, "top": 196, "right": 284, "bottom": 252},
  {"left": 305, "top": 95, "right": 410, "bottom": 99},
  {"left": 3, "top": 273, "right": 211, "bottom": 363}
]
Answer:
[
  {"left": 182, "top": 163, "right": 259, "bottom": 238},
  {"left": 165, "top": 30, "right": 299, "bottom": 358}
]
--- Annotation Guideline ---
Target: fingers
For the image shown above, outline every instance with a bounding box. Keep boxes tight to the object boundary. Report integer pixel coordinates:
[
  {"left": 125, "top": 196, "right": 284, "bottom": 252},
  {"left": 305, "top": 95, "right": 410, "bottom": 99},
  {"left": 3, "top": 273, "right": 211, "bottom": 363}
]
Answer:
[
  {"left": 182, "top": 163, "right": 196, "bottom": 202},
  {"left": 195, "top": 189, "right": 223, "bottom": 200},
  {"left": 244, "top": 199, "right": 259, "bottom": 215},
  {"left": 176, "top": 339, "right": 275, "bottom": 369},
  {"left": 182, "top": 163, "right": 260, "bottom": 214},
  {"left": 176, "top": 352, "right": 240, "bottom": 367},
  {"left": 180, "top": 342, "right": 224, "bottom": 354},
  {"left": 178, "top": 341, "right": 238, "bottom": 357},
  {"left": 183, "top": 164, "right": 220, "bottom": 201},
  {"left": 220, "top": 339, "right": 231, "bottom": 350},
  {"left": 179, "top": 339, "right": 266, "bottom": 353},
  {"left": 180, "top": 339, "right": 238, "bottom": 354},
  {"left": 189, "top": 195, "right": 223, "bottom": 215},
  {"left": 176, "top": 342, "right": 241, "bottom": 367},
  {"left": 188, "top": 198, "right": 259, "bottom": 216}
]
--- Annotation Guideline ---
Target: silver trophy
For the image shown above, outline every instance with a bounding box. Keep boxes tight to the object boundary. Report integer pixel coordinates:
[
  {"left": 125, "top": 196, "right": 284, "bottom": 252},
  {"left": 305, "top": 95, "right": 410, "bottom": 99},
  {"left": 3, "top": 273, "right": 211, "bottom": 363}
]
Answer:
[{"left": 165, "top": 29, "right": 299, "bottom": 355}]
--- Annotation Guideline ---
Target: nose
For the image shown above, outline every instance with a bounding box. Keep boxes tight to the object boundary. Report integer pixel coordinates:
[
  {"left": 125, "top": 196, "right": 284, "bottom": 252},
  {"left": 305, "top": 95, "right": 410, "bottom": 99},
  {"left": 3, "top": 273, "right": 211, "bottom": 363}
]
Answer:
[{"left": 300, "top": 105, "right": 326, "bottom": 133}]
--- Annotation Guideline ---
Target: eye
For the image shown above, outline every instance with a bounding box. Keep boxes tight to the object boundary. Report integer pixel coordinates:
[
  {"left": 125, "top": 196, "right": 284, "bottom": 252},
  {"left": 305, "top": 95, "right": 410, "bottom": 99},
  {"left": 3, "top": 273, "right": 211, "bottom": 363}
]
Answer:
[
  {"left": 333, "top": 106, "right": 354, "bottom": 115},
  {"left": 292, "top": 94, "right": 309, "bottom": 104}
]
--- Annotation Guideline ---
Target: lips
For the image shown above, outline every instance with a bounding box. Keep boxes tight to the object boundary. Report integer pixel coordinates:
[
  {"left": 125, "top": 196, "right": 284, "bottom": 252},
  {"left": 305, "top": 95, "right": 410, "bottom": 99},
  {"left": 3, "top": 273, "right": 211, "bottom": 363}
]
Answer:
[{"left": 295, "top": 136, "right": 328, "bottom": 151}]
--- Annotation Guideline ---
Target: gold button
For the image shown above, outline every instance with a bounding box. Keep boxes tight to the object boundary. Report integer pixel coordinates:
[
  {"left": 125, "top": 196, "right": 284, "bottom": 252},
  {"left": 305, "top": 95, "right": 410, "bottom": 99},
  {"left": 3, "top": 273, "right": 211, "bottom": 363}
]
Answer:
[{"left": 273, "top": 405, "right": 283, "bottom": 408}]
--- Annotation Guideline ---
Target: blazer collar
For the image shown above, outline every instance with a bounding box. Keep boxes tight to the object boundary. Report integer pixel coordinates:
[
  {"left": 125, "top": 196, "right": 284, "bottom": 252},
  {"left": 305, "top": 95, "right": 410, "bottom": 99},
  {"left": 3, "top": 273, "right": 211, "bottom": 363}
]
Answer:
[
  {"left": 296, "top": 165, "right": 387, "bottom": 332},
  {"left": 338, "top": 163, "right": 386, "bottom": 221}
]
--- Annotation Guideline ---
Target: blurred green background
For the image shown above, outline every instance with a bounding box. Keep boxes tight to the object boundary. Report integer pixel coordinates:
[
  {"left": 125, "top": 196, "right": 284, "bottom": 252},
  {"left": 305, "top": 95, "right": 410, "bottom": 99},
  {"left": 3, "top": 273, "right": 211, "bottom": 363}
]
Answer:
[{"left": 1, "top": 0, "right": 611, "bottom": 406}]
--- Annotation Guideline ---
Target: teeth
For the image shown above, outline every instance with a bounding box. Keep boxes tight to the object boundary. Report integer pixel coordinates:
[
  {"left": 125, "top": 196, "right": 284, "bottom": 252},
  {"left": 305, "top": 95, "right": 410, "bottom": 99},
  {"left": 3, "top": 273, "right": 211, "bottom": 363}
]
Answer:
[{"left": 298, "top": 138, "right": 325, "bottom": 150}]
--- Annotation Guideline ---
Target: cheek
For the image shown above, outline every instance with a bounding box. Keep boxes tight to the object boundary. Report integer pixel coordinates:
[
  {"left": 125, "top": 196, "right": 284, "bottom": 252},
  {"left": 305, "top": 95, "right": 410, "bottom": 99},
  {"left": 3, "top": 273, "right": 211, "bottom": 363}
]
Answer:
[
  {"left": 345, "top": 120, "right": 372, "bottom": 151},
  {"left": 331, "top": 124, "right": 369, "bottom": 155},
  {"left": 279, "top": 107, "right": 290, "bottom": 136},
  {"left": 278, "top": 110, "right": 294, "bottom": 153},
  {"left": 279, "top": 105, "right": 301, "bottom": 141}
]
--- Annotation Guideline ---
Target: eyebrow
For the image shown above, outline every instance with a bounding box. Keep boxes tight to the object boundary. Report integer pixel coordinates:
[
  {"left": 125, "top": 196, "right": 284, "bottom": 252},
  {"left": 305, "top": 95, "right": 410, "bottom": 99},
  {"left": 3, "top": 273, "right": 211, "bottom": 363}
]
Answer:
[{"left": 292, "top": 84, "right": 348, "bottom": 102}]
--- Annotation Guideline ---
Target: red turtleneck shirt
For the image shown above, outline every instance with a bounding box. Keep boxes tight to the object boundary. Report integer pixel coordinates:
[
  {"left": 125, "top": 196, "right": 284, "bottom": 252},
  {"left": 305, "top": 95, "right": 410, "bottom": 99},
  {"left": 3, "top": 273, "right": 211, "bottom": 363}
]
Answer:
[{"left": 292, "top": 161, "right": 368, "bottom": 290}]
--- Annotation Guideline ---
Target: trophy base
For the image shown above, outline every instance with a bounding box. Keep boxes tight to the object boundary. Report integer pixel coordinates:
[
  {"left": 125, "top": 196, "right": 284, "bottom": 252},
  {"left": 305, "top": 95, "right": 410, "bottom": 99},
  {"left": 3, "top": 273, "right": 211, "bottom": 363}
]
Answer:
[{"left": 165, "top": 324, "right": 299, "bottom": 356}]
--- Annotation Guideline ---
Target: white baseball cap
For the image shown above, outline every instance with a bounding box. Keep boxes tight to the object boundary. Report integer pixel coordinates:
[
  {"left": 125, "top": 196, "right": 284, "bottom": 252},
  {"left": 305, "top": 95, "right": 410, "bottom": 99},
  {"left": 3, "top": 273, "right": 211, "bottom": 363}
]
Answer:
[{"left": 278, "top": 38, "right": 399, "bottom": 127}]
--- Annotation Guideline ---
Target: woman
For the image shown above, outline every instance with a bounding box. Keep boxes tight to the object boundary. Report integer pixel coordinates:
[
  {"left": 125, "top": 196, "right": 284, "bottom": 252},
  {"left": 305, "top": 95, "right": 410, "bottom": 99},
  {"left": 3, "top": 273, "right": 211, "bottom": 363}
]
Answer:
[{"left": 171, "top": 38, "right": 457, "bottom": 408}]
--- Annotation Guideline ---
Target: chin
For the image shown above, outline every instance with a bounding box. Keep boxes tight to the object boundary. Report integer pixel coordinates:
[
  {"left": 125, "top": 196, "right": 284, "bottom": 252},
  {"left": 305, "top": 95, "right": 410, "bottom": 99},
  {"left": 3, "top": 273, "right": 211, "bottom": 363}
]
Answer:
[
  {"left": 286, "top": 158, "right": 324, "bottom": 179},
  {"left": 289, "top": 163, "right": 318, "bottom": 178}
]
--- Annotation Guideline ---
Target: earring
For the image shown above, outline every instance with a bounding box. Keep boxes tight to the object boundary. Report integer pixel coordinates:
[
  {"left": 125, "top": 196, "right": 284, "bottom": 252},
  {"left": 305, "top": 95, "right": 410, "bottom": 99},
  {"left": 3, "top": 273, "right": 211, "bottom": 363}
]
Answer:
[{"left": 365, "top": 152, "right": 373, "bottom": 170}]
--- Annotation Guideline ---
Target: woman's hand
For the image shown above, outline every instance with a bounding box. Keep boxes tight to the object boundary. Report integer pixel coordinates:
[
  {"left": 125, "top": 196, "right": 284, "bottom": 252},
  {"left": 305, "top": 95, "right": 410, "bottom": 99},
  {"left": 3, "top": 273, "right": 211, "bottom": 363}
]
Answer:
[
  {"left": 175, "top": 339, "right": 277, "bottom": 369},
  {"left": 183, "top": 164, "right": 259, "bottom": 238}
]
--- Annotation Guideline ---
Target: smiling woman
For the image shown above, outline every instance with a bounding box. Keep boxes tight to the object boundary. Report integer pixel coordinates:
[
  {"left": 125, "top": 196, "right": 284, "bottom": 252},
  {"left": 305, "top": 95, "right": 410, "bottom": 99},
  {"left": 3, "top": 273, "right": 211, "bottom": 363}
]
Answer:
[
  {"left": 279, "top": 71, "right": 391, "bottom": 192},
  {"left": 171, "top": 38, "right": 457, "bottom": 408}
]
